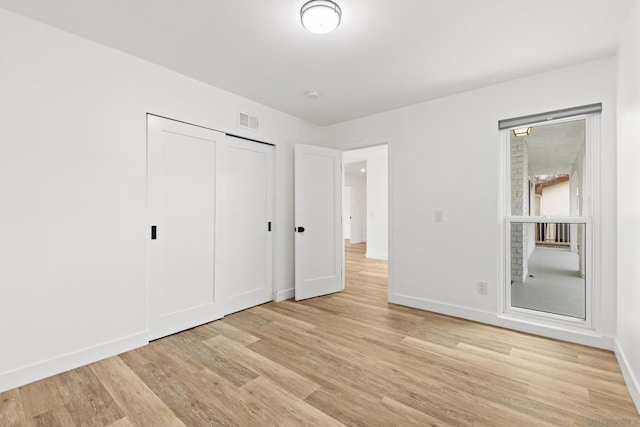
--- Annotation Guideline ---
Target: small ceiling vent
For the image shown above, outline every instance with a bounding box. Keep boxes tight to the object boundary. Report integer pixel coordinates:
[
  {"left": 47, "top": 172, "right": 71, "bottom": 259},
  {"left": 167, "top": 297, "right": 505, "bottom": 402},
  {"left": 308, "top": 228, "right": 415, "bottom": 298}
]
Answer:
[{"left": 238, "top": 112, "right": 259, "bottom": 130}]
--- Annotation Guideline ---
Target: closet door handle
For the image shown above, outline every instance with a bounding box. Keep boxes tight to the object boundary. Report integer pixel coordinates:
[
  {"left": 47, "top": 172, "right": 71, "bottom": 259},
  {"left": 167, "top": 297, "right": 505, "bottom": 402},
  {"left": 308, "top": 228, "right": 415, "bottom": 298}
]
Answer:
[
  {"left": 151, "top": 225, "right": 157, "bottom": 240},
  {"left": 296, "top": 226, "right": 305, "bottom": 233}
]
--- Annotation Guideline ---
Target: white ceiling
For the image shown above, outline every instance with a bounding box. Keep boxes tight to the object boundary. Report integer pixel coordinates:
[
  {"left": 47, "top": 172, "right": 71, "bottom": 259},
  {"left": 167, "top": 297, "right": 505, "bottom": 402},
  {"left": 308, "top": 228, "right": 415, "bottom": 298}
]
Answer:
[{"left": 0, "top": 0, "right": 632, "bottom": 125}]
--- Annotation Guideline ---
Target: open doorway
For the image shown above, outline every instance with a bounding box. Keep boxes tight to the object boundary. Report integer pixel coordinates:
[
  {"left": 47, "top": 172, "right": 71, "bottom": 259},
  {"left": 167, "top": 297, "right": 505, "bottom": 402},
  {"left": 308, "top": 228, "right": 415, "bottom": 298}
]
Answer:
[
  {"left": 342, "top": 145, "right": 388, "bottom": 295},
  {"left": 343, "top": 161, "right": 366, "bottom": 245}
]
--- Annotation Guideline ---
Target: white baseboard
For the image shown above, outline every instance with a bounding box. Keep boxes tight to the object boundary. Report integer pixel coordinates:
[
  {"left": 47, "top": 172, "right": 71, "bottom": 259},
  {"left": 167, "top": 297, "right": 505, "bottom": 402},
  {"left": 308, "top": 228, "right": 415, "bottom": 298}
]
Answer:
[
  {"left": 0, "top": 331, "right": 148, "bottom": 393},
  {"left": 615, "top": 339, "right": 640, "bottom": 414},
  {"left": 366, "top": 252, "right": 388, "bottom": 260},
  {"left": 390, "top": 293, "right": 614, "bottom": 350},
  {"left": 275, "top": 287, "right": 294, "bottom": 302},
  {"left": 390, "top": 292, "right": 496, "bottom": 324}
]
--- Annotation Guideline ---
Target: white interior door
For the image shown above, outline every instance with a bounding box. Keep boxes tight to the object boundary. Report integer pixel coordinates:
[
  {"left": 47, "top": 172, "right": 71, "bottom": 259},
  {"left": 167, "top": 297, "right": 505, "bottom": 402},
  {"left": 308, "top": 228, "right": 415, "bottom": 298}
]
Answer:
[
  {"left": 147, "top": 115, "right": 223, "bottom": 340},
  {"left": 216, "top": 137, "right": 274, "bottom": 314},
  {"left": 294, "top": 144, "right": 343, "bottom": 300}
]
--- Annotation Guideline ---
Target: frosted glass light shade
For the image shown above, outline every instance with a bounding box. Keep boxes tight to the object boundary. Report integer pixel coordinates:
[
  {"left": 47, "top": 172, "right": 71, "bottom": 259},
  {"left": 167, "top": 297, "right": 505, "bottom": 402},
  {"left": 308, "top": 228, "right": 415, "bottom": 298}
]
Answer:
[{"left": 301, "top": 0, "right": 342, "bottom": 34}]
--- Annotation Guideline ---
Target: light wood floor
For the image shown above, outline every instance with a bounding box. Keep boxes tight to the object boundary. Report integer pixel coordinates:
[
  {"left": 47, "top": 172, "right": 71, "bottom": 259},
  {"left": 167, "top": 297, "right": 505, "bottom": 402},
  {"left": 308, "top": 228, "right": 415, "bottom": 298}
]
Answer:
[{"left": 1, "top": 242, "right": 638, "bottom": 426}]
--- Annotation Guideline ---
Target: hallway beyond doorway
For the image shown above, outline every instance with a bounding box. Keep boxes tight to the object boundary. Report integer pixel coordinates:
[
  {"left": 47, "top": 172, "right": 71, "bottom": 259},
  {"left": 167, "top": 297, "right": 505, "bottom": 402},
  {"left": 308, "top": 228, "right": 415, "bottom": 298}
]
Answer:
[{"left": 345, "top": 241, "right": 388, "bottom": 297}]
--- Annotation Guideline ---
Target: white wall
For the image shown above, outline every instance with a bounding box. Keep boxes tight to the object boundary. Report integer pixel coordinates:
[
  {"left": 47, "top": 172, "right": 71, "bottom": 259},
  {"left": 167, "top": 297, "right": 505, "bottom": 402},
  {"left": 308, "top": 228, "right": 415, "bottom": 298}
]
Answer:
[
  {"left": 0, "top": 9, "right": 320, "bottom": 392},
  {"left": 366, "top": 156, "right": 388, "bottom": 260},
  {"left": 540, "top": 181, "right": 570, "bottom": 216},
  {"left": 616, "top": 1, "right": 640, "bottom": 410},
  {"left": 345, "top": 173, "right": 366, "bottom": 243},
  {"left": 322, "top": 57, "right": 618, "bottom": 348}
]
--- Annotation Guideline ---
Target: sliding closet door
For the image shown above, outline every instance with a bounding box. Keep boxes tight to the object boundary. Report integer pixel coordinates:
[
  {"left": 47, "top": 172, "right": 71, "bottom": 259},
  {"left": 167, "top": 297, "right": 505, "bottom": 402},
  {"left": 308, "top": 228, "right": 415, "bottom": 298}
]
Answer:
[
  {"left": 216, "top": 137, "right": 274, "bottom": 314},
  {"left": 147, "top": 115, "right": 223, "bottom": 340}
]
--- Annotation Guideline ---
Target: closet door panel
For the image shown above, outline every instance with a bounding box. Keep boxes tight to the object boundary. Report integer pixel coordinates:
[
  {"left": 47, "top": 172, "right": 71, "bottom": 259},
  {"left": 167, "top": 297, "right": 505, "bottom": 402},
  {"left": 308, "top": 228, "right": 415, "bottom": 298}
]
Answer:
[
  {"left": 217, "top": 138, "right": 274, "bottom": 315},
  {"left": 147, "top": 115, "right": 223, "bottom": 340}
]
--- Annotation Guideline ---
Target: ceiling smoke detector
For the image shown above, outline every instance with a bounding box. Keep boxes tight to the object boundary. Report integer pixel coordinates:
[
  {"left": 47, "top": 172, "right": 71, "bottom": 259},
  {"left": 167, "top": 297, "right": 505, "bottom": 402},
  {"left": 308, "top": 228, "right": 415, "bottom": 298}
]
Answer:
[
  {"left": 305, "top": 90, "right": 321, "bottom": 99},
  {"left": 300, "top": 0, "right": 342, "bottom": 34}
]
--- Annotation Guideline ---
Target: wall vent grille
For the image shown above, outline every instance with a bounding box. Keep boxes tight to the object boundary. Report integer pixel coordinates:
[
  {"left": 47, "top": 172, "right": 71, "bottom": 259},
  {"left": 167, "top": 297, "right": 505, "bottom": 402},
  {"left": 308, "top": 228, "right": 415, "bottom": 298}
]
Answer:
[{"left": 238, "top": 112, "right": 259, "bottom": 130}]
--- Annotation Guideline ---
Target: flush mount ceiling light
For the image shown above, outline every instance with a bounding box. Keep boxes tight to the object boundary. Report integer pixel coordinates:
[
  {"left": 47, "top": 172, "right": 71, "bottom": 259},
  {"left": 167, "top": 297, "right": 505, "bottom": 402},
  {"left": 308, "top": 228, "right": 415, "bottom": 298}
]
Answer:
[
  {"left": 513, "top": 127, "right": 531, "bottom": 137},
  {"left": 300, "top": 0, "right": 342, "bottom": 34}
]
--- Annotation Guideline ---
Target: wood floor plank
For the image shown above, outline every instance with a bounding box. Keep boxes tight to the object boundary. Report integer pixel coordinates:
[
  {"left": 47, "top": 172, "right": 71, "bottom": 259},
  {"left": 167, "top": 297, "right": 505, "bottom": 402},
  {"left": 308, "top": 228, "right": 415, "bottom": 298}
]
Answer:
[
  {"left": 184, "top": 367, "right": 271, "bottom": 426},
  {"left": 578, "top": 353, "right": 624, "bottom": 372},
  {"left": 56, "top": 366, "right": 124, "bottom": 427},
  {"left": 403, "top": 336, "right": 590, "bottom": 399},
  {"left": 90, "top": 356, "right": 185, "bottom": 427},
  {"left": 251, "top": 305, "right": 317, "bottom": 330},
  {"left": 404, "top": 337, "right": 636, "bottom": 421},
  {"left": 456, "top": 341, "right": 630, "bottom": 399},
  {"left": 510, "top": 347, "right": 626, "bottom": 384},
  {"left": 304, "top": 378, "right": 411, "bottom": 426},
  {"left": 106, "top": 418, "right": 135, "bottom": 427},
  {"left": 164, "top": 322, "right": 220, "bottom": 348},
  {"left": 0, "top": 389, "right": 26, "bottom": 427},
  {"left": 222, "top": 309, "right": 272, "bottom": 335},
  {"left": 240, "top": 376, "right": 343, "bottom": 426},
  {"left": 131, "top": 361, "right": 238, "bottom": 426},
  {"left": 146, "top": 338, "right": 207, "bottom": 376},
  {"left": 168, "top": 333, "right": 259, "bottom": 387},
  {"left": 0, "top": 241, "right": 637, "bottom": 425},
  {"left": 205, "top": 320, "right": 261, "bottom": 346},
  {"left": 204, "top": 334, "right": 321, "bottom": 399},
  {"left": 31, "top": 406, "right": 77, "bottom": 427},
  {"left": 18, "top": 375, "right": 68, "bottom": 421},
  {"left": 114, "top": 346, "right": 149, "bottom": 372},
  {"left": 379, "top": 396, "right": 449, "bottom": 427},
  {"left": 588, "top": 389, "right": 640, "bottom": 418}
]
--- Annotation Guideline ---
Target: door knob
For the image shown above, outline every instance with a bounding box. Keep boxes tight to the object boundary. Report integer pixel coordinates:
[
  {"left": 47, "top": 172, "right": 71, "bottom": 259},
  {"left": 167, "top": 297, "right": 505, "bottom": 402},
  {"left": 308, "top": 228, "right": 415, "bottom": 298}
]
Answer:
[{"left": 296, "top": 226, "right": 305, "bottom": 232}]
